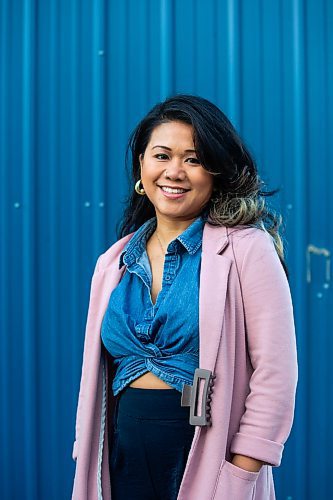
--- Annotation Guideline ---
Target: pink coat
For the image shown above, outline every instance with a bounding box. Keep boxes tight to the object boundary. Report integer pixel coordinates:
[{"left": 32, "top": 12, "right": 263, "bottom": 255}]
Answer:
[{"left": 71, "top": 222, "right": 298, "bottom": 500}]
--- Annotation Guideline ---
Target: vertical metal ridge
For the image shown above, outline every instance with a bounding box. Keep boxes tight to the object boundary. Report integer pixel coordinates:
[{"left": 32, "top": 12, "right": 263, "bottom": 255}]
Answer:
[
  {"left": 258, "top": 0, "right": 264, "bottom": 156},
  {"left": 92, "top": 0, "right": 106, "bottom": 255},
  {"left": 212, "top": 0, "right": 218, "bottom": 100},
  {"left": 261, "top": 0, "right": 283, "bottom": 184},
  {"left": 227, "top": 0, "right": 241, "bottom": 125},
  {"left": 290, "top": 1, "right": 308, "bottom": 498},
  {"left": 47, "top": 0, "right": 59, "bottom": 495},
  {"left": 324, "top": 0, "right": 333, "bottom": 478},
  {"left": 160, "top": 0, "right": 174, "bottom": 99},
  {"left": 70, "top": 0, "right": 80, "bottom": 393},
  {"left": 22, "top": 0, "right": 38, "bottom": 498},
  {"left": 0, "top": 0, "right": 10, "bottom": 496}
]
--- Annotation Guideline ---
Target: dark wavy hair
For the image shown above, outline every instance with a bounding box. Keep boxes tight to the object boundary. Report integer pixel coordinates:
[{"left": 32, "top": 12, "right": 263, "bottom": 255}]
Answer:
[{"left": 117, "top": 93, "right": 288, "bottom": 278}]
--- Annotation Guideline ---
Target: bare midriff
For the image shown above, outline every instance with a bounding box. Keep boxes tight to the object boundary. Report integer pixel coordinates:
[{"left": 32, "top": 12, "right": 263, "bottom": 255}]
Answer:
[{"left": 129, "top": 371, "right": 173, "bottom": 389}]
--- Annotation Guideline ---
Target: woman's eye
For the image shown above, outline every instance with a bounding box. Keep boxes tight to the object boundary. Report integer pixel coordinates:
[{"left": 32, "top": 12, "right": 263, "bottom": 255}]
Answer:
[
  {"left": 154, "top": 154, "right": 169, "bottom": 160},
  {"left": 154, "top": 154, "right": 200, "bottom": 164}
]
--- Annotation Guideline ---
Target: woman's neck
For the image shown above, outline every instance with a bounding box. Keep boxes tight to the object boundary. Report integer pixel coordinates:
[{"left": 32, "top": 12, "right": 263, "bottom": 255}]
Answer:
[{"left": 153, "top": 213, "right": 197, "bottom": 243}]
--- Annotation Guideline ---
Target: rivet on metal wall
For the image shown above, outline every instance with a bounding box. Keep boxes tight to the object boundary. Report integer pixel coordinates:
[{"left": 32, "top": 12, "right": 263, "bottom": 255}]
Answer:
[
  {"left": 98, "top": 50, "right": 104, "bottom": 56},
  {"left": 99, "top": 202, "right": 104, "bottom": 207},
  {"left": 13, "top": 202, "right": 21, "bottom": 208},
  {"left": 286, "top": 204, "right": 293, "bottom": 210},
  {"left": 84, "top": 202, "right": 91, "bottom": 207}
]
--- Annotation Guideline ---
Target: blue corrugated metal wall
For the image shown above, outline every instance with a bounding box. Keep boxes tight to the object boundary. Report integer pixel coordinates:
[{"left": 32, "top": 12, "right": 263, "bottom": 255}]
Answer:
[{"left": 1, "top": 1, "right": 332, "bottom": 498}]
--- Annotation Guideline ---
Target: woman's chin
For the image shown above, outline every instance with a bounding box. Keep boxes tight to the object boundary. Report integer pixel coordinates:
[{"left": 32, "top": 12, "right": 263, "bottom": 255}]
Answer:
[{"left": 154, "top": 205, "right": 194, "bottom": 220}]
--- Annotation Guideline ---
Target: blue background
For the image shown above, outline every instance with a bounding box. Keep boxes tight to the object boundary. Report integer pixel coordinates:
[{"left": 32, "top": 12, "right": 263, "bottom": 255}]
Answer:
[{"left": 1, "top": 1, "right": 332, "bottom": 498}]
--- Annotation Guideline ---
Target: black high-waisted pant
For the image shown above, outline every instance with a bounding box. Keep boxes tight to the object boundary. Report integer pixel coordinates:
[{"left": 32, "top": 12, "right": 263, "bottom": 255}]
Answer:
[{"left": 109, "top": 386, "right": 196, "bottom": 500}]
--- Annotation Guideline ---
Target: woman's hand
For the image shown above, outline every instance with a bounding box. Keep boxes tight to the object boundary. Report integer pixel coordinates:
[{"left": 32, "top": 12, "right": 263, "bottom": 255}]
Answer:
[{"left": 231, "top": 454, "right": 265, "bottom": 472}]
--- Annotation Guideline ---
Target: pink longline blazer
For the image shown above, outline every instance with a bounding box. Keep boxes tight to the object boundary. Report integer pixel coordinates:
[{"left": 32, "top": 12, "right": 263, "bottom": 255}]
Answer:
[{"left": 71, "top": 222, "right": 298, "bottom": 500}]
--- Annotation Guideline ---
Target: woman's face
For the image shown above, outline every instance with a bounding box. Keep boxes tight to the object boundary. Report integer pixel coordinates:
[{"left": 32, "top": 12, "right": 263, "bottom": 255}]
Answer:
[{"left": 139, "top": 121, "right": 214, "bottom": 221}]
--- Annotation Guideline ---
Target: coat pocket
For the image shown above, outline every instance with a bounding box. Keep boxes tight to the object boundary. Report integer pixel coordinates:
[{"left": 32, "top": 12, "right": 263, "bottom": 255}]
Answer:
[{"left": 213, "top": 459, "right": 260, "bottom": 500}]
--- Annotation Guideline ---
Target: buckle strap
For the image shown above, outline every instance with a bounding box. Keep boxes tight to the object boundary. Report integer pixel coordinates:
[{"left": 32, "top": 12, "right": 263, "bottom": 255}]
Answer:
[{"left": 181, "top": 368, "right": 216, "bottom": 426}]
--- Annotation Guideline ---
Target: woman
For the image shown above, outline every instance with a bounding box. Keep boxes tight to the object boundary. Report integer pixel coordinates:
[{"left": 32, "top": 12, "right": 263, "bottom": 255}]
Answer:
[{"left": 71, "top": 94, "right": 298, "bottom": 500}]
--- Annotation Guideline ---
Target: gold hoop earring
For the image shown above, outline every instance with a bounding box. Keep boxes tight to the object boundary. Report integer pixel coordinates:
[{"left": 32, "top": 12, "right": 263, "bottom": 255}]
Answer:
[{"left": 135, "top": 179, "right": 145, "bottom": 195}]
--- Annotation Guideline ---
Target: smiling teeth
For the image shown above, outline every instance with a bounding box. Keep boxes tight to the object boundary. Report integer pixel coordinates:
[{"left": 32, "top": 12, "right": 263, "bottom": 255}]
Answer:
[{"left": 161, "top": 187, "right": 187, "bottom": 193}]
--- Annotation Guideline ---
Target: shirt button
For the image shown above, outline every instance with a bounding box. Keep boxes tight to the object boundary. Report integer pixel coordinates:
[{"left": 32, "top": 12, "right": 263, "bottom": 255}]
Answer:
[{"left": 165, "top": 276, "right": 170, "bottom": 280}]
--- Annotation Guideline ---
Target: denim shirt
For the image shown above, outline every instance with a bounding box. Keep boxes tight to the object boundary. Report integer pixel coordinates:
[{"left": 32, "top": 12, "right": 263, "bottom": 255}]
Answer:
[{"left": 101, "top": 212, "right": 207, "bottom": 396}]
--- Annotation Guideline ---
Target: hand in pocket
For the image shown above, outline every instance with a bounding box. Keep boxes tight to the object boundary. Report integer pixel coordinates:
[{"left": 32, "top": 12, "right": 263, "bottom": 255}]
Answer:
[{"left": 213, "top": 459, "right": 260, "bottom": 499}]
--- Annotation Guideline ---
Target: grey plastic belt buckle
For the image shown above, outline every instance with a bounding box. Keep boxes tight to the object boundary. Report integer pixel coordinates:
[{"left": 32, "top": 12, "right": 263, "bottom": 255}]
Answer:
[{"left": 181, "top": 368, "right": 216, "bottom": 426}]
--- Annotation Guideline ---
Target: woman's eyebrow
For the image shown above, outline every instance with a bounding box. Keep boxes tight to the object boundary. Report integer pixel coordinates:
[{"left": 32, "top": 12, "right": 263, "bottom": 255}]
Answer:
[{"left": 151, "top": 145, "right": 196, "bottom": 153}]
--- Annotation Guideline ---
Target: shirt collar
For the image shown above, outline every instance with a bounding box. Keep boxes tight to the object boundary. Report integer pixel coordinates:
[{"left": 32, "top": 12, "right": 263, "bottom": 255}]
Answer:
[
  {"left": 176, "top": 213, "right": 206, "bottom": 255},
  {"left": 118, "top": 210, "right": 208, "bottom": 269},
  {"left": 118, "top": 217, "right": 156, "bottom": 269}
]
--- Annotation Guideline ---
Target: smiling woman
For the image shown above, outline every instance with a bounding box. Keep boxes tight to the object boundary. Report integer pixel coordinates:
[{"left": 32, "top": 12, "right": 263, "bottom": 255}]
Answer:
[
  {"left": 138, "top": 120, "right": 214, "bottom": 221},
  {"left": 72, "top": 94, "right": 298, "bottom": 500},
  {"left": 120, "top": 94, "right": 287, "bottom": 276}
]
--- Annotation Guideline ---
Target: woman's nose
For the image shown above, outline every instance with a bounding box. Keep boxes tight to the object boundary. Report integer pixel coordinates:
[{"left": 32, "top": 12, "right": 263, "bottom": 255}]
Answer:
[{"left": 165, "top": 159, "right": 186, "bottom": 180}]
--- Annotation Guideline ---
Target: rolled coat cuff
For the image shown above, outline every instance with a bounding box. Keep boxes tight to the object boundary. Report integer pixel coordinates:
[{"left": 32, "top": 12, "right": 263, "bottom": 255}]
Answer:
[
  {"left": 230, "top": 432, "right": 284, "bottom": 467},
  {"left": 72, "top": 440, "right": 78, "bottom": 461}
]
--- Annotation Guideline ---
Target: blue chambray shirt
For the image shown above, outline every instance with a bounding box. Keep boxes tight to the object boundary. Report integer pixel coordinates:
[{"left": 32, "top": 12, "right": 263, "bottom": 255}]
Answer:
[{"left": 101, "top": 211, "right": 208, "bottom": 396}]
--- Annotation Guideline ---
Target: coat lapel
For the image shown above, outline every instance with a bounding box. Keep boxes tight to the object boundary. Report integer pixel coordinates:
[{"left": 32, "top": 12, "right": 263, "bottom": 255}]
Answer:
[{"left": 199, "top": 223, "right": 232, "bottom": 372}]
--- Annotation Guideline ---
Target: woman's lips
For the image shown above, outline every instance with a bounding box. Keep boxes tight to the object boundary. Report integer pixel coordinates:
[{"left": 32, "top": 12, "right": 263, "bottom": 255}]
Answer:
[{"left": 158, "top": 185, "right": 190, "bottom": 199}]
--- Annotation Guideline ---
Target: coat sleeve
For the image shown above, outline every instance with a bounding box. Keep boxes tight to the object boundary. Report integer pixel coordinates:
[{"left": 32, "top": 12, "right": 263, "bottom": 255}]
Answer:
[
  {"left": 229, "top": 229, "right": 298, "bottom": 467},
  {"left": 72, "top": 254, "right": 102, "bottom": 461}
]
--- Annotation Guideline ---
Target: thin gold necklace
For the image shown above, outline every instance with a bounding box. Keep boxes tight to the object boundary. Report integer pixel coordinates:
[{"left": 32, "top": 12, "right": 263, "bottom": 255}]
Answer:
[{"left": 155, "top": 230, "right": 167, "bottom": 256}]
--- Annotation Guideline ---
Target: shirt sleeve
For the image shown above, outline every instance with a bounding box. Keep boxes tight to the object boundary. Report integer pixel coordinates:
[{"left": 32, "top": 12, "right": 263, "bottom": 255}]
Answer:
[{"left": 229, "top": 229, "right": 298, "bottom": 467}]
